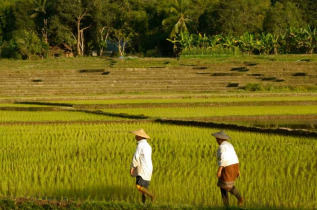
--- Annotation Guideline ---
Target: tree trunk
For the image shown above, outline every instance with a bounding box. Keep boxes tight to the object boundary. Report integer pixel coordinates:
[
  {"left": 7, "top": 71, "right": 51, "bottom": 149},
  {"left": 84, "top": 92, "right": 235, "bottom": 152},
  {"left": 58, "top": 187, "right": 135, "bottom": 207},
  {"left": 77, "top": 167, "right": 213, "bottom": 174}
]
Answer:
[
  {"left": 77, "top": 20, "right": 81, "bottom": 56},
  {"left": 80, "top": 30, "right": 84, "bottom": 55},
  {"left": 42, "top": 19, "right": 48, "bottom": 44},
  {"left": 99, "top": 27, "right": 109, "bottom": 56}
]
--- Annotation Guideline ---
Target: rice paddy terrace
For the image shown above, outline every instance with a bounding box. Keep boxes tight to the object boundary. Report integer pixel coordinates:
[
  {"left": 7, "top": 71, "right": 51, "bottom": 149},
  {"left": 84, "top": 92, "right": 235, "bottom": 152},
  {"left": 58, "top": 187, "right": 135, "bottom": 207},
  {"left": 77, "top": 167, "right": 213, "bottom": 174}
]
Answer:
[
  {"left": 0, "top": 55, "right": 316, "bottom": 133},
  {"left": 0, "top": 55, "right": 317, "bottom": 209},
  {"left": 0, "top": 55, "right": 316, "bottom": 96}
]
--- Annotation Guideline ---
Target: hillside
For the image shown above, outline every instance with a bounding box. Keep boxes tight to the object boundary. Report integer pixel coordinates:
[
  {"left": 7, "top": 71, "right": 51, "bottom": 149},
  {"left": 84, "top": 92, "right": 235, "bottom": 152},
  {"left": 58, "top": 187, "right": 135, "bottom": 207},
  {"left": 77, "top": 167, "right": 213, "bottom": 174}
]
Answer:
[{"left": 0, "top": 55, "right": 316, "bottom": 97}]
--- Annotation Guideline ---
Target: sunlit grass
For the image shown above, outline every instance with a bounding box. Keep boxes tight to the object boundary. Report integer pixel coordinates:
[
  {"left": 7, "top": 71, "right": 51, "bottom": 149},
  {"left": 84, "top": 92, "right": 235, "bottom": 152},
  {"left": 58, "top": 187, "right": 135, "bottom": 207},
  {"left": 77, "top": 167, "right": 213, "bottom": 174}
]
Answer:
[
  {"left": 0, "top": 104, "right": 51, "bottom": 107},
  {"left": 0, "top": 123, "right": 316, "bottom": 208},
  {"left": 0, "top": 111, "right": 125, "bottom": 122},
  {"left": 102, "top": 105, "right": 317, "bottom": 118}
]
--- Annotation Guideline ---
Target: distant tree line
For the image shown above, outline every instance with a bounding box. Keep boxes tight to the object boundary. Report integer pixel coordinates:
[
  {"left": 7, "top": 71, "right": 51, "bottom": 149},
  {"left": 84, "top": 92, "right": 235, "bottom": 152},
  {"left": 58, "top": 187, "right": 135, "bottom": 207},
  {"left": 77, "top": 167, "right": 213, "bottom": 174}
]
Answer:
[{"left": 0, "top": 0, "right": 316, "bottom": 59}]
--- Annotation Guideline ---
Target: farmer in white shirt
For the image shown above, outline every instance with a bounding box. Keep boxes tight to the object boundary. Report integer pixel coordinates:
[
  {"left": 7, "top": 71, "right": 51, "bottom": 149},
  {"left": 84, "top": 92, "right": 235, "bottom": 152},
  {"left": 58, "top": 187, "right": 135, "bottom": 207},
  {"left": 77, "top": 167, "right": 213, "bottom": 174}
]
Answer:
[
  {"left": 212, "top": 131, "right": 244, "bottom": 207},
  {"left": 130, "top": 128, "right": 155, "bottom": 203}
]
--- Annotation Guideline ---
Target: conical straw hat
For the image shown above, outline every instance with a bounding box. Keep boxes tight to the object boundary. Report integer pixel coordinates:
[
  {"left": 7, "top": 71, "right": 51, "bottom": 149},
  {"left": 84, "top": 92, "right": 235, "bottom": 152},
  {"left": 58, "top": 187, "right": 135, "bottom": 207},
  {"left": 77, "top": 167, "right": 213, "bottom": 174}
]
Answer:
[
  {"left": 130, "top": 128, "right": 151, "bottom": 139},
  {"left": 212, "top": 131, "right": 231, "bottom": 140}
]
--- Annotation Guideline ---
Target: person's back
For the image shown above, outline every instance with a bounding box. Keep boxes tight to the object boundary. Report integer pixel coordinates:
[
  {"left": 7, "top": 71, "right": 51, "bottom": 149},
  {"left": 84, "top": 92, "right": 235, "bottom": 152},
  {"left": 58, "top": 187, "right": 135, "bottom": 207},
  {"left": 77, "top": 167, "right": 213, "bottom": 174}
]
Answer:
[
  {"left": 212, "top": 131, "right": 244, "bottom": 207},
  {"left": 217, "top": 141, "right": 239, "bottom": 167},
  {"left": 130, "top": 129, "right": 155, "bottom": 204},
  {"left": 134, "top": 139, "right": 153, "bottom": 181}
]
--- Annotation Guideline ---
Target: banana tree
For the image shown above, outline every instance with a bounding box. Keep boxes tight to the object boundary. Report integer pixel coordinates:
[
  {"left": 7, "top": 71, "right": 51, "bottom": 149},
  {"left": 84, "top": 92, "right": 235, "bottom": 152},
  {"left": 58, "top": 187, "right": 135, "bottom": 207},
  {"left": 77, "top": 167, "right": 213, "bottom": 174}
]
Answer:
[
  {"left": 239, "top": 33, "right": 256, "bottom": 55},
  {"left": 209, "top": 34, "right": 223, "bottom": 50},
  {"left": 303, "top": 26, "right": 317, "bottom": 54},
  {"left": 271, "top": 35, "right": 278, "bottom": 55},
  {"left": 253, "top": 39, "right": 265, "bottom": 55},
  {"left": 222, "top": 35, "right": 237, "bottom": 52},
  {"left": 284, "top": 27, "right": 301, "bottom": 53},
  {"left": 196, "top": 33, "right": 209, "bottom": 54},
  {"left": 260, "top": 33, "right": 273, "bottom": 55},
  {"left": 178, "top": 32, "right": 193, "bottom": 49}
]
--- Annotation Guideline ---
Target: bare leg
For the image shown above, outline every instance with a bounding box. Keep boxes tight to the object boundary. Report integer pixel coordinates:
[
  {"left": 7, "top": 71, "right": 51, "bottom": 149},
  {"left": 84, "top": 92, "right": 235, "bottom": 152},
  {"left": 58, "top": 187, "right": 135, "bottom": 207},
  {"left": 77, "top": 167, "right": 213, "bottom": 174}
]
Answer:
[
  {"left": 141, "top": 193, "right": 146, "bottom": 204},
  {"left": 137, "top": 185, "right": 155, "bottom": 202},
  {"left": 229, "top": 186, "right": 244, "bottom": 206},
  {"left": 220, "top": 188, "right": 229, "bottom": 206}
]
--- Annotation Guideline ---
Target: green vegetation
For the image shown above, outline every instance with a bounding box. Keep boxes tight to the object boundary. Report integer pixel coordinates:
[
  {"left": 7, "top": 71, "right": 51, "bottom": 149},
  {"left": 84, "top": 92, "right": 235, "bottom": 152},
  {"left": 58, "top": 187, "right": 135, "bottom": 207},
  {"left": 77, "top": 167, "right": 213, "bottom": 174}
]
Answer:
[
  {"left": 0, "top": 54, "right": 316, "bottom": 209},
  {"left": 0, "top": 123, "right": 316, "bottom": 209},
  {"left": 0, "top": 198, "right": 215, "bottom": 210},
  {"left": 103, "top": 106, "right": 317, "bottom": 118},
  {"left": 0, "top": 91, "right": 316, "bottom": 209},
  {"left": 179, "top": 26, "right": 317, "bottom": 57},
  {"left": 0, "top": 111, "right": 124, "bottom": 122},
  {"left": 0, "top": 0, "right": 316, "bottom": 58},
  {"left": 0, "top": 104, "right": 51, "bottom": 107}
]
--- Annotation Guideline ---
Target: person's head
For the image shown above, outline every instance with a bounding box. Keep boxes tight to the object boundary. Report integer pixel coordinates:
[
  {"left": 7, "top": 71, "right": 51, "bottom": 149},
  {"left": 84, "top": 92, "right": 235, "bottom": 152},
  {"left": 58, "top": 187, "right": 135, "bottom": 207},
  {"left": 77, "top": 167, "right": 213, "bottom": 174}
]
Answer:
[
  {"left": 135, "top": 135, "right": 144, "bottom": 141},
  {"left": 212, "top": 131, "right": 231, "bottom": 145},
  {"left": 216, "top": 138, "right": 226, "bottom": 145},
  {"left": 130, "top": 128, "right": 151, "bottom": 141}
]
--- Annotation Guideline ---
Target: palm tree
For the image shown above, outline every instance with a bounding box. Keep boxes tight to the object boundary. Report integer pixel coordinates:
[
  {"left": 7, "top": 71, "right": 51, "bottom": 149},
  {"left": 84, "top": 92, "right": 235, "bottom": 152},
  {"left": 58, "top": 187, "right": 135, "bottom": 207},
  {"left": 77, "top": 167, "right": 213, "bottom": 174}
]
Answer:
[
  {"left": 162, "top": 0, "right": 191, "bottom": 53},
  {"left": 31, "top": 0, "right": 49, "bottom": 44}
]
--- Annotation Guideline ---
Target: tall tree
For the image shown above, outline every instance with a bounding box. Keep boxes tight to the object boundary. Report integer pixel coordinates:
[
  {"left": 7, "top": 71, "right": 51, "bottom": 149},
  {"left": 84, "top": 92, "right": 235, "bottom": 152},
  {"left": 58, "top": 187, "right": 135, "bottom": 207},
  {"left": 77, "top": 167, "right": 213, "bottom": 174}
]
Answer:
[
  {"left": 198, "top": 0, "right": 221, "bottom": 35},
  {"left": 213, "top": 0, "right": 271, "bottom": 35},
  {"left": 162, "top": 0, "right": 191, "bottom": 39},
  {"left": 31, "top": 0, "right": 53, "bottom": 44},
  {"left": 263, "top": 1, "right": 304, "bottom": 34},
  {"left": 52, "top": 0, "right": 93, "bottom": 56},
  {"left": 104, "top": 0, "right": 149, "bottom": 56},
  {"left": 291, "top": 0, "right": 317, "bottom": 28},
  {"left": 90, "top": 0, "right": 116, "bottom": 56}
]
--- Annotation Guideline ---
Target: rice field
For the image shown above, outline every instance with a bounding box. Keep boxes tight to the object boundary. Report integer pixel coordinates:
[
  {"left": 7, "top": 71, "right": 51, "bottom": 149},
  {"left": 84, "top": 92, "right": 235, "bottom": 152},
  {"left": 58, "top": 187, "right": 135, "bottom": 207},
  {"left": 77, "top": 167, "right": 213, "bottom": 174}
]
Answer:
[
  {"left": 0, "top": 111, "right": 125, "bottom": 122},
  {"left": 102, "top": 105, "right": 317, "bottom": 118},
  {"left": 0, "top": 123, "right": 316, "bottom": 209},
  {"left": 0, "top": 56, "right": 316, "bottom": 209}
]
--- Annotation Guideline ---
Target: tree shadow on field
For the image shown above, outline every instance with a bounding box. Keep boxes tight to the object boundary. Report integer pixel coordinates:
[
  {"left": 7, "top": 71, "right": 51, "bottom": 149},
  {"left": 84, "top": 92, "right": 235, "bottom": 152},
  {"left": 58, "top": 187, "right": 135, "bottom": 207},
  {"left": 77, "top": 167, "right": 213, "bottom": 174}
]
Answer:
[{"left": 51, "top": 184, "right": 134, "bottom": 201}]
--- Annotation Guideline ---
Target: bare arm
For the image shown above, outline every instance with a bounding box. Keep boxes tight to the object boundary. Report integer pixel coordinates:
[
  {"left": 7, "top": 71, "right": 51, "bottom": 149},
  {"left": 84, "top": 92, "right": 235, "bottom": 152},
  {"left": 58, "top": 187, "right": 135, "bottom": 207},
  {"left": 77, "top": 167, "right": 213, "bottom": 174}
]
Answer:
[
  {"left": 130, "top": 145, "right": 141, "bottom": 177},
  {"left": 217, "top": 166, "right": 224, "bottom": 178},
  {"left": 130, "top": 167, "right": 135, "bottom": 176}
]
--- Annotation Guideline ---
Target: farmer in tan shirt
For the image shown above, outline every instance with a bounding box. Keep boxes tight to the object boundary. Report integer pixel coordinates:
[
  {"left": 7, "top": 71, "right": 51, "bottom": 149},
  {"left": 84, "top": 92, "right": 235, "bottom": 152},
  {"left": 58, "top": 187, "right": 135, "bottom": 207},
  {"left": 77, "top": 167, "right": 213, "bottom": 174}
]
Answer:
[{"left": 212, "top": 131, "right": 244, "bottom": 207}]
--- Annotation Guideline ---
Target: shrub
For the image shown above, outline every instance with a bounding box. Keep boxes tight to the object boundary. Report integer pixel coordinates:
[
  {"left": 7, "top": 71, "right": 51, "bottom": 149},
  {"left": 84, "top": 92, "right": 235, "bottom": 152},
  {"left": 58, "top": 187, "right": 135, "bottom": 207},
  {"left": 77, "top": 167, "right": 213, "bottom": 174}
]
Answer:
[
  {"left": 244, "top": 83, "right": 263, "bottom": 91},
  {"left": 145, "top": 48, "right": 162, "bottom": 57}
]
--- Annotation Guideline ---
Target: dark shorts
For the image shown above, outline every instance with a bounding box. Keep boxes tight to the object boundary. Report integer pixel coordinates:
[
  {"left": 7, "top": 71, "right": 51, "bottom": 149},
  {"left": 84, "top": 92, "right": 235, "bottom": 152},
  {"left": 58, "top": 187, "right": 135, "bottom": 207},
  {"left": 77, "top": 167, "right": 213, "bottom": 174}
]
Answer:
[{"left": 136, "top": 176, "right": 150, "bottom": 189}]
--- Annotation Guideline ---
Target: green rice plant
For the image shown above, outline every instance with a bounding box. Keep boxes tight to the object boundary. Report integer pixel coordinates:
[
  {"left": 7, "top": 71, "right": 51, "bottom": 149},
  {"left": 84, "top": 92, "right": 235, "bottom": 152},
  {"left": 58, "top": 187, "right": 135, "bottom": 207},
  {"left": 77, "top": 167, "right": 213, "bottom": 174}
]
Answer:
[
  {"left": 0, "top": 123, "right": 316, "bottom": 208},
  {"left": 101, "top": 105, "right": 317, "bottom": 118},
  {"left": 0, "top": 111, "right": 126, "bottom": 122},
  {"left": 0, "top": 104, "right": 52, "bottom": 107}
]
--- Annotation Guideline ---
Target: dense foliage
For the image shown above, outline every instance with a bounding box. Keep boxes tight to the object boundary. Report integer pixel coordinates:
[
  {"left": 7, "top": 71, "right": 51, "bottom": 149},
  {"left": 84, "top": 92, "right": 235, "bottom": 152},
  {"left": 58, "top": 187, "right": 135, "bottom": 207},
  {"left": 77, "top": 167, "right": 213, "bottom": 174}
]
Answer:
[
  {"left": 179, "top": 27, "right": 317, "bottom": 57},
  {"left": 0, "top": 0, "right": 316, "bottom": 58}
]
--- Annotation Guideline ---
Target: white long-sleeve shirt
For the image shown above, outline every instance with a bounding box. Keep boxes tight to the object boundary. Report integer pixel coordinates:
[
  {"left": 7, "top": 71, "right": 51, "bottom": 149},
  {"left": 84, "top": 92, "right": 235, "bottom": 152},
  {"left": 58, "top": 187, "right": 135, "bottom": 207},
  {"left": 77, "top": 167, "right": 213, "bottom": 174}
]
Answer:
[
  {"left": 131, "top": 139, "right": 153, "bottom": 181},
  {"left": 217, "top": 141, "right": 239, "bottom": 167}
]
